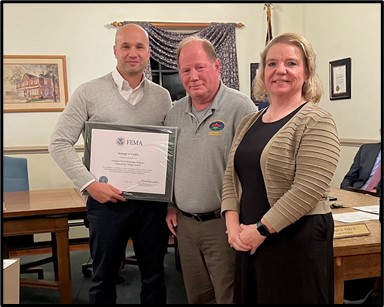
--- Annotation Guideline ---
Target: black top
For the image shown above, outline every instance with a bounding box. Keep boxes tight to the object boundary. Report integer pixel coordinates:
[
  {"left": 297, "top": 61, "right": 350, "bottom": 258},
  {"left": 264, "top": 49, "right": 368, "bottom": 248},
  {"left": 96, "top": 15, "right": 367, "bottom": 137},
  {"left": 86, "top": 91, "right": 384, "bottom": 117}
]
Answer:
[{"left": 234, "top": 103, "right": 306, "bottom": 224}]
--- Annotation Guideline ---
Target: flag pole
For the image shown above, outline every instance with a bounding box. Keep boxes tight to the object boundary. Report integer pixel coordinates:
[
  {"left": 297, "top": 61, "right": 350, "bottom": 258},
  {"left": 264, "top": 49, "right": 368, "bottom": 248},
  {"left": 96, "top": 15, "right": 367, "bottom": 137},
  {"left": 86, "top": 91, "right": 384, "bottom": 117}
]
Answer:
[{"left": 264, "top": 3, "right": 273, "bottom": 45}]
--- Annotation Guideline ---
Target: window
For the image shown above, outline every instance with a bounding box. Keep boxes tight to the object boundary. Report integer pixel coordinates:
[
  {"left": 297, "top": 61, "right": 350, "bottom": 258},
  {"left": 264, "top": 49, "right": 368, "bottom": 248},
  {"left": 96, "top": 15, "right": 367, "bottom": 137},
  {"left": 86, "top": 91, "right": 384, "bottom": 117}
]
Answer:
[{"left": 150, "top": 58, "right": 186, "bottom": 102}]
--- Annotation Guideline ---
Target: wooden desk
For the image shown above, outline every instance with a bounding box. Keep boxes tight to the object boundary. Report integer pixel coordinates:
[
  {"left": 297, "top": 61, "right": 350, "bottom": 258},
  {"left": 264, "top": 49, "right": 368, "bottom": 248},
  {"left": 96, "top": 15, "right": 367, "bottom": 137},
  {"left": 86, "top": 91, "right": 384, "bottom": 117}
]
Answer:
[
  {"left": 3, "top": 188, "right": 86, "bottom": 304},
  {"left": 330, "top": 187, "right": 381, "bottom": 304}
]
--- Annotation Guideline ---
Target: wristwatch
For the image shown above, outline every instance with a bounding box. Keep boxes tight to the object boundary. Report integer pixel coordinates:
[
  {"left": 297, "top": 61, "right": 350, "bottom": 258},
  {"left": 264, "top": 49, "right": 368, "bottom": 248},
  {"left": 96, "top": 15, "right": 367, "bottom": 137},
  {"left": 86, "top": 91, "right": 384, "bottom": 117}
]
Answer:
[{"left": 256, "top": 221, "right": 271, "bottom": 237}]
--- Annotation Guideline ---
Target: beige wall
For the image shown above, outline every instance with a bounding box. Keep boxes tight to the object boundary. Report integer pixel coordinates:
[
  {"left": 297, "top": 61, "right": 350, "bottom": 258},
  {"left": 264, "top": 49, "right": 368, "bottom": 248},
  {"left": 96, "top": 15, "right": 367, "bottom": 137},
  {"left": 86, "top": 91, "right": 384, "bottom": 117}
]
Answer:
[{"left": 3, "top": 3, "right": 381, "bottom": 190}]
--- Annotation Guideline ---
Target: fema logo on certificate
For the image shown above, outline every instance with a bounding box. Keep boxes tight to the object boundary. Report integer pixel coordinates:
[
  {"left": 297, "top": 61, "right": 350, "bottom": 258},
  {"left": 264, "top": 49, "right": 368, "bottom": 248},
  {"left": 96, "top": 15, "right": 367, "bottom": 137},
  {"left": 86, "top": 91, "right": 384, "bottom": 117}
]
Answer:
[{"left": 116, "top": 137, "right": 125, "bottom": 146}]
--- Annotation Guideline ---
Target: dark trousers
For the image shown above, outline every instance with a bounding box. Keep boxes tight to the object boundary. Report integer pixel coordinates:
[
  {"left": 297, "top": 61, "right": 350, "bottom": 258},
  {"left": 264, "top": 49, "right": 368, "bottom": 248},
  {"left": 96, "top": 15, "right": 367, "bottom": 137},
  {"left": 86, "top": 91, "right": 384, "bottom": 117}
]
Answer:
[
  {"left": 86, "top": 197, "right": 169, "bottom": 304},
  {"left": 234, "top": 213, "right": 334, "bottom": 304}
]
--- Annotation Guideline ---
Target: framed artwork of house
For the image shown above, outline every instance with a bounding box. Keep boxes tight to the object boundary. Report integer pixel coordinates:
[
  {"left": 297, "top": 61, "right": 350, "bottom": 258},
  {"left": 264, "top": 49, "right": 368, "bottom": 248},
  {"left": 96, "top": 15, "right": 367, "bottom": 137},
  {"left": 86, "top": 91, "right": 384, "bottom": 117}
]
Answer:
[{"left": 3, "top": 55, "right": 68, "bottom": 113}]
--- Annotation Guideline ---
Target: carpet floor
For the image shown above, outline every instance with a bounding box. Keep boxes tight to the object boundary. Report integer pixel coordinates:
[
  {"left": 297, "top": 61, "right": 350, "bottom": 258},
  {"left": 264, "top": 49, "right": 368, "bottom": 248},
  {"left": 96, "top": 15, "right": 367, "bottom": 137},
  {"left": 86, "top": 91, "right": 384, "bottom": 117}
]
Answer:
[
  {"left": 18, "top": 246, "right": 188, "bottom": 304},
  {"left": 16, "top": 248, "right": 383, "bottom": 304}
]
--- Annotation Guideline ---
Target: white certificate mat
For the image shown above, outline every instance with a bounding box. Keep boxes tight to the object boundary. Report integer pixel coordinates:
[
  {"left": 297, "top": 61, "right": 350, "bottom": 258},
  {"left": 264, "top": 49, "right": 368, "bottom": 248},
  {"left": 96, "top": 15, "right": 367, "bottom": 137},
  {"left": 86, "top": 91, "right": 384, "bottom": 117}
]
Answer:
[
  {"left": 84, "top": 122, "right": 178, "bottom": 203},
  {"left": 91, "top": 129, "right": 168, "bottom": 194}
]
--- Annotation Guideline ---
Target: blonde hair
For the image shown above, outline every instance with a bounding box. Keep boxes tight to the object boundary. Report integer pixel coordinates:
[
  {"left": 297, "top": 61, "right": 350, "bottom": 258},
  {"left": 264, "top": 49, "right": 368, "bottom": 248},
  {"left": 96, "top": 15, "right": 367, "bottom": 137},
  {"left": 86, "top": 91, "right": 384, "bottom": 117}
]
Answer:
[{"left": 253, "top": 32, "right": 323, "bottom": 103}]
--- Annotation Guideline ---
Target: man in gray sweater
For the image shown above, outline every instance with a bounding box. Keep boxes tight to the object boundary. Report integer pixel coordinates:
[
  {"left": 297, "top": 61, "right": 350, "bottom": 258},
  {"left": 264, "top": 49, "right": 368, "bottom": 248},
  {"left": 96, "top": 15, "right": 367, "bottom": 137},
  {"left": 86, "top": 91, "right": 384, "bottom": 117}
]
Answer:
[
  {"left": 165, "top": 36, "right": 257, "bottom": 304},
  {"left": 49, "top": 24, "right": 172, "bottom": 304}
]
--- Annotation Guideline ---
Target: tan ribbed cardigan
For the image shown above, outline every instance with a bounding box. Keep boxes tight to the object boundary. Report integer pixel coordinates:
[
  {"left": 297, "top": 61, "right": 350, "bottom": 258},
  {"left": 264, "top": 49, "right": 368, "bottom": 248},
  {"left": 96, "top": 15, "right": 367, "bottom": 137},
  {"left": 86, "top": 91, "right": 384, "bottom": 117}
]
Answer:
[{"left": 221, "top": 102, "right": 340, "bottom": 232}]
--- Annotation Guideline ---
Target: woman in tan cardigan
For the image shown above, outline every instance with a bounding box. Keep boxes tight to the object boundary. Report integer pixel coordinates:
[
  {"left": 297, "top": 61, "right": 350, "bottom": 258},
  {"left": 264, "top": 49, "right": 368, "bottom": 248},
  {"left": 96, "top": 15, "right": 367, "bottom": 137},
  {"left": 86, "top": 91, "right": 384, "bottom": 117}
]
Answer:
[{"left": 221, "top": 33, "right": 340, "bottom": 304}]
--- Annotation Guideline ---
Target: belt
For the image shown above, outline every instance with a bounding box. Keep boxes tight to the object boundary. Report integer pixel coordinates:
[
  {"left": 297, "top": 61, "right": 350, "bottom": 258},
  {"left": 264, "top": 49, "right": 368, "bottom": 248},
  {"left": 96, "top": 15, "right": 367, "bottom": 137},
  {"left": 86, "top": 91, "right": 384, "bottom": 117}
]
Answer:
[{"left": 180, "top": 209, "right": 221, "bottom": 222}]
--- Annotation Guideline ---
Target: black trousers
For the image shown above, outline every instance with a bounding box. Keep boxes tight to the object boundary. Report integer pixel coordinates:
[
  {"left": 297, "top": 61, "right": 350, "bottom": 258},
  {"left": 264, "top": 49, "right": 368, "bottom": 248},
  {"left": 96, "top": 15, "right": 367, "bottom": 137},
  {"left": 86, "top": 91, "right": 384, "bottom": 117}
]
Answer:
[
  {"left": 86, "top": 197, "right": 169, "bottom": 304},
  {"left": 234, "top": 213, "right": 334, "bottom": 304}
]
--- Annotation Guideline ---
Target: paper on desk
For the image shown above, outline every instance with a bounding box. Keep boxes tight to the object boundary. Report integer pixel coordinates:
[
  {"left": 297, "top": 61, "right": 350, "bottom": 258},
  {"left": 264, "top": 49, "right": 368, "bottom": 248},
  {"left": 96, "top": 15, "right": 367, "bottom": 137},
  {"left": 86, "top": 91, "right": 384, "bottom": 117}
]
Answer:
[
  {"left": 332, "top": 211, "right": 379, "bottom": 223},
  {"left": 3, "top": 259, "right": 18, "bottom": 269},
  {"left": 352, "top": 205, "right": 379, "bottom": 215}
]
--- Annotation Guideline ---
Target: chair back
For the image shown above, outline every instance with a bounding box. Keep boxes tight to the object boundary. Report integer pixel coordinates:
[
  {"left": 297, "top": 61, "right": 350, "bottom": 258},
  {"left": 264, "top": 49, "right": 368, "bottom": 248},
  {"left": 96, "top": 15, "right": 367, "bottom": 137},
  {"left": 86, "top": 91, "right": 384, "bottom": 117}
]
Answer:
[{"left": 3, "top": 156, "right": 30, "bottom": 192}]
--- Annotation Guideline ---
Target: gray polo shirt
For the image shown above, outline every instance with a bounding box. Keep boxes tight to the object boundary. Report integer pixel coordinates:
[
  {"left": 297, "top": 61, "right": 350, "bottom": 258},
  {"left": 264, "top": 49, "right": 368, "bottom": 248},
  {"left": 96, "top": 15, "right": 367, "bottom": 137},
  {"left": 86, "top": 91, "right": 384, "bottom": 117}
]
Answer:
[{"left": 165, "top": 82, "right": 257, "bottom": 214}]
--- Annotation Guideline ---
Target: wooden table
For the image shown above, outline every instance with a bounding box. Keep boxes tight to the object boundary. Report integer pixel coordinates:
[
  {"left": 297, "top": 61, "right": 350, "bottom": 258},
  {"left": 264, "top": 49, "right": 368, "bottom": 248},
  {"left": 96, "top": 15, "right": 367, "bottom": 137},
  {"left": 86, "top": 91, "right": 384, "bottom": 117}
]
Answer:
[
  {"left": 2, "top": 187, "right": 380, "bottom": 304},
  {"left": 3, "top": 188, "right": 86, "bottom": 304},
  {"left": 330, "top": 187, "right": 381, "bottom": 304}
]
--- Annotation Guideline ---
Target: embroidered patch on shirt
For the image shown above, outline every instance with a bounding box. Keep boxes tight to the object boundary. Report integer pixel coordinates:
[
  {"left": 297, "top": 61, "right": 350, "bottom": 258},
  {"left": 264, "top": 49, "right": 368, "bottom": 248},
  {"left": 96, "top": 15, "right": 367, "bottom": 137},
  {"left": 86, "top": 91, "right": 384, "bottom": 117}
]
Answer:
[{"left": 208, "top": 120, "right": 225, "bottom": 136}]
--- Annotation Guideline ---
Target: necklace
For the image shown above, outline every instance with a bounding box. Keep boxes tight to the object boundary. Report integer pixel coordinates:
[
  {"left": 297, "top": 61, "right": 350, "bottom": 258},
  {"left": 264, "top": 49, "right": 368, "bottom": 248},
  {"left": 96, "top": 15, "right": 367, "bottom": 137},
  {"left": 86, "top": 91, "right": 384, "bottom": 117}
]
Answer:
[{"left": 265, "top": 101, "right": 304, "bottom": 123}]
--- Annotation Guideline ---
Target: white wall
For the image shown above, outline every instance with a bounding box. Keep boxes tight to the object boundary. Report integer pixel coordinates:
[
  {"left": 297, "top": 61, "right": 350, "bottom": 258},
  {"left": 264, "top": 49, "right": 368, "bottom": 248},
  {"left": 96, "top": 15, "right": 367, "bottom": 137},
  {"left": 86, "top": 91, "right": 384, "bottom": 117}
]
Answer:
[
  {"left": 3, "top": 3, "right": 381, "bottom": 190},
  {"left": 302, "top": 3, "right": 381, "bottom": 185},
  {"left": 303, "top": 3, "right": 381, "bottom": 138}
]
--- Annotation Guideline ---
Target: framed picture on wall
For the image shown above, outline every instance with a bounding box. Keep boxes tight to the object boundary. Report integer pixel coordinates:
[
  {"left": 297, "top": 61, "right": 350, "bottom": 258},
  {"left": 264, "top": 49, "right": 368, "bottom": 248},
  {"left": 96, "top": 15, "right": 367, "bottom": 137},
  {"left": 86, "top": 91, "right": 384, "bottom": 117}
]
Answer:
[
  {"left": 250, "top": 62, "right": 259, "bottom": 104},
  {"left": 329, "top": 57, "right": 351, "bottom": 100},
  {"left": 3, "top": 55, "right": 68, "bottom": 112}
]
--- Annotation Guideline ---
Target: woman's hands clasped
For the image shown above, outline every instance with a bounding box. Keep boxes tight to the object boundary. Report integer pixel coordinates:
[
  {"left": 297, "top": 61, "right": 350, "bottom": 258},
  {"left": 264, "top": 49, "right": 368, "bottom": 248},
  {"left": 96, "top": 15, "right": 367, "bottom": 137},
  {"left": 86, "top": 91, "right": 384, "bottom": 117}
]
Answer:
[
  {"left": 239, "top": 223, "right": 266, "bottom": 255},
  {"left": 225, "top": 210, "right": 266, "bottom": 254}
]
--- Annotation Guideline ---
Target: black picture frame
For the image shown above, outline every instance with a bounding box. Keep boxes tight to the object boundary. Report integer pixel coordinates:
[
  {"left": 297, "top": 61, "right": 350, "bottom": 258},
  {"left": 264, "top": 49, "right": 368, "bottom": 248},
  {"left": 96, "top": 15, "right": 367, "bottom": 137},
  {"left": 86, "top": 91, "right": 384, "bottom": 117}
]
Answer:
[
  {"left": 329, "top": 57, "right": 351, "bottom": 100},
  {"left": 83, "top": 122, "right": 178, "bottom": 203}
]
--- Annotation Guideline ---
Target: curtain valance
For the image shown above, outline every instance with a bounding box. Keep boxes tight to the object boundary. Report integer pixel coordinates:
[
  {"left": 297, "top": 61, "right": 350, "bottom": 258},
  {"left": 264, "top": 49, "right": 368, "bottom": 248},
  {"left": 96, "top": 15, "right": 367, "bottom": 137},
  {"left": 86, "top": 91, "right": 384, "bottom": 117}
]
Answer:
[{"left": 118, "top": 22, "right": 240, "bottom": 90}]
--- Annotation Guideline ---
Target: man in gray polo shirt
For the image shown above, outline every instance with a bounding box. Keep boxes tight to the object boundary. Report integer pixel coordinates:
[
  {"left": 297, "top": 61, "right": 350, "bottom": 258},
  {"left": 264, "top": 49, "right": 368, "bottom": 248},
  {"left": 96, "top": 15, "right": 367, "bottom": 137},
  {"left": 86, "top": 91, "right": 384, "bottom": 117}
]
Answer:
[{"left": 165, "top": 36, "right": 257, "bottom": 304}]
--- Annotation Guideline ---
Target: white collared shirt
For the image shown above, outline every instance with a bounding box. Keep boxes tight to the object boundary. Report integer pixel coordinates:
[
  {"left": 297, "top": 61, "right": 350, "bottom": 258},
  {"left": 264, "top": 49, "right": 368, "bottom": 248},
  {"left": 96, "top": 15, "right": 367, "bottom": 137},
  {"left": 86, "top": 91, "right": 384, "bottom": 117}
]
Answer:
[{"left": 112, "top": 68, "right": 145, "bottom": 106}]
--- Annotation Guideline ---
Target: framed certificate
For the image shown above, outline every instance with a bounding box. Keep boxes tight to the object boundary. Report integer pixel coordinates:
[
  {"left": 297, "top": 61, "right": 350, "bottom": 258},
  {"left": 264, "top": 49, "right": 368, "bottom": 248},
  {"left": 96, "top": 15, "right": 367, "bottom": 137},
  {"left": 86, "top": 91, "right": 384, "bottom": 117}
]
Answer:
[
  {"left": 84, "top": 122, "right": 178, "bottom": 203},
  {"left": 329, "top": 57, "right": 351, "bottom": 100}
]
